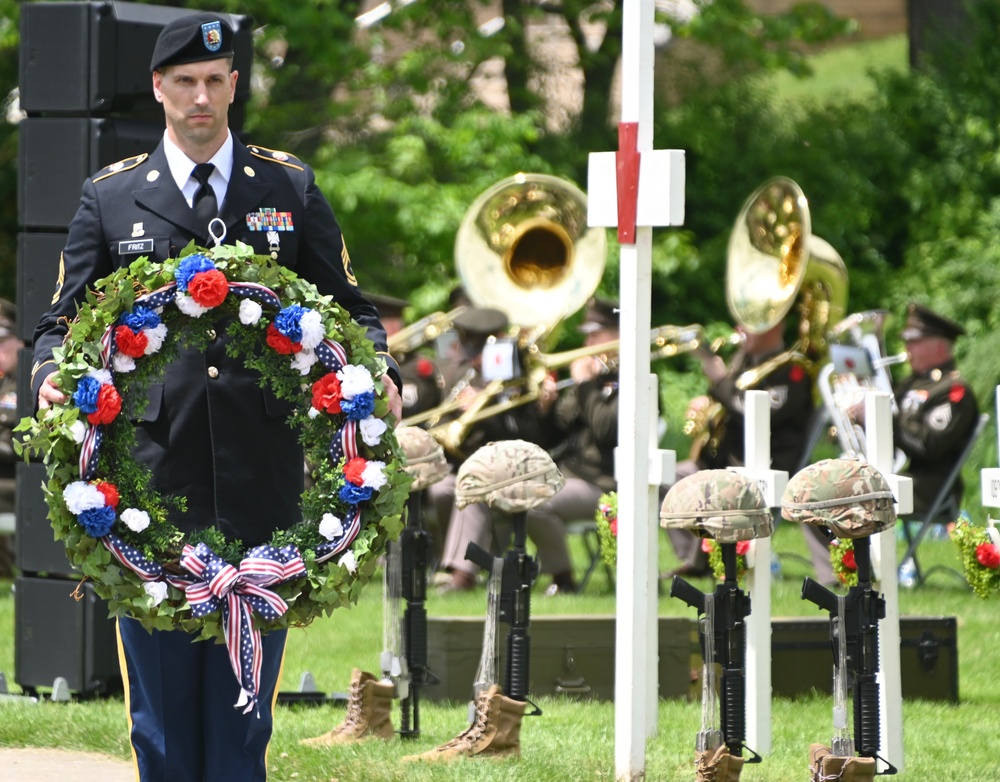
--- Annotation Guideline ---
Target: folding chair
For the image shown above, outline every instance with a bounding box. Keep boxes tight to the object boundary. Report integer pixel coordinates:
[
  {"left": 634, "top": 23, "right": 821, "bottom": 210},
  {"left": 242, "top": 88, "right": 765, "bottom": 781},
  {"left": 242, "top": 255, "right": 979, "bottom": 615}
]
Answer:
[
  {"left": 566, "top": 519, "right": 614, "bottom": 591},
  {"left": 898, "top": 412, "right": 990, "bottom": 586}
]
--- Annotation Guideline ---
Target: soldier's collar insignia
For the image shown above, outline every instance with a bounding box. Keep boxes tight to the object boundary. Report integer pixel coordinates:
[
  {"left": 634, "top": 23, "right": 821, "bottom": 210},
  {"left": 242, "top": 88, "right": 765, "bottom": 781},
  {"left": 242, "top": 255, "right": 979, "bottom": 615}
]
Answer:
[{"left": 132, "top": 223, "right": 145, "bottom": 238}]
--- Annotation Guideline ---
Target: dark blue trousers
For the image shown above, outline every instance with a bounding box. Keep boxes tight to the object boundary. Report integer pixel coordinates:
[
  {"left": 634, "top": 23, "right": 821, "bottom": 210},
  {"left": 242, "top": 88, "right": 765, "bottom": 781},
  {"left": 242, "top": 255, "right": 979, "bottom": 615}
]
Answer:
[{"left": 118, "top": 616, "right": 287, "bottom": 782}]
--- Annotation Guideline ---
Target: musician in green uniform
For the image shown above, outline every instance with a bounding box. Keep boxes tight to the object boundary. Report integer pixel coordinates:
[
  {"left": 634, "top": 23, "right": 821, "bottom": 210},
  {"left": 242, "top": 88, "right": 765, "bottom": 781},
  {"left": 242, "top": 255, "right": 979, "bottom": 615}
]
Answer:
[{"left": 892, "top": 303, "right": 979, "bottom": 512}]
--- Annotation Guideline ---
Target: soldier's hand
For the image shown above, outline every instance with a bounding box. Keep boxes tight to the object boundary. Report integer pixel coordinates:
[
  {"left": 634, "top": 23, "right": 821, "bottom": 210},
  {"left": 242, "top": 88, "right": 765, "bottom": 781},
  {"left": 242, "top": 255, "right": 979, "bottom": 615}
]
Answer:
[
  {"left": 381, "top": 374, "right": 403, "bottom": 423},
  {"left": 38, "top": 374, "right": 68, "bottom": 410}
]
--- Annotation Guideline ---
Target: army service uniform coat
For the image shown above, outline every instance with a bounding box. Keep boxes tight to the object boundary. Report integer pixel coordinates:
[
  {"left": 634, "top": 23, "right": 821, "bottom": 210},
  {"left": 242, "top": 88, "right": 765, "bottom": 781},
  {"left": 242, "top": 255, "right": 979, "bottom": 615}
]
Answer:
[
  {"left": 893, "top": 359, "right": 978, "bottom": 511},
  {"left": 32, "top": 139, "right": 398, "bottom": 547}
]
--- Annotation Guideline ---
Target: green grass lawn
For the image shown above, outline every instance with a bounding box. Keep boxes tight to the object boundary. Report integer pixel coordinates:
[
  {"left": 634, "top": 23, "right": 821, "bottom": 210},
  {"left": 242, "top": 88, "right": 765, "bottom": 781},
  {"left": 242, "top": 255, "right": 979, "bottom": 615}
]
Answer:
[{"left": 2, "top": 524, "right": 1000, "bottom": 780}]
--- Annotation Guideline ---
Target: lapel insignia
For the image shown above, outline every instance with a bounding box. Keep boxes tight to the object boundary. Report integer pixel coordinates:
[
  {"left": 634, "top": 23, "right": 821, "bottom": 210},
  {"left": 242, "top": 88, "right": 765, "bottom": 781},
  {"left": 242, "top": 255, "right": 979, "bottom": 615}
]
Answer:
[
  {"left": 245, "top": 208, "right": 294, "bottom": 232},
  {"left": 146, "top": 170, "right": 160, "bottom": 182},
  {"left": 132, "top": 223, "right": 145, "bottom": 237},
  {"left": 244, "top": 166, "right": 255, "bottom": 177}
]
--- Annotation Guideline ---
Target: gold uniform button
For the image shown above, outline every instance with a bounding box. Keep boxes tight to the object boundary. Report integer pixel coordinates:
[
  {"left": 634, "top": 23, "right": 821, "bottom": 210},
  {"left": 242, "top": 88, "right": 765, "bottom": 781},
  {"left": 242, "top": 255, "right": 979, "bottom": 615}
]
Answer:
[
  {"left": 207, "top": 328, "right": 217, "bottom": 341},
  {"left": 207, "top": 366, "right": 219, "bottom": 379}
]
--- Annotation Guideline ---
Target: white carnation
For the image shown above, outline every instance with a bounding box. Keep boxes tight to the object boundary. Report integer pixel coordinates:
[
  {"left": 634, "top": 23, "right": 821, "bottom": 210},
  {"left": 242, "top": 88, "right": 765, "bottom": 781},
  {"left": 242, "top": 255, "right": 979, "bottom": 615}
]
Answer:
[
  {"left": 358, "top": 416, "right": 387, "bottom": 446},
  {"left": 299, "top": 309, "right": 325, "bottom": 350},
  {"left": 143, "top": 581, "right": 169, "bottom": 606},
  {"left": 361, "top": 461, "right": 388, "bottom": 491},
  {"left": 308, "top": 407, "right": 321, "bottom": 419},
  {"left": 69, "top": 420, "right": 87, "bottom": 444},
  {"left": 63, "top": 481, "right": 106, "bottom": 514},
  {"left": 337, "top": 364, "right": 374, "bottom": 399},
  {"left": 319, "top": 513, "right": 344, "bottom": 541},
  {"left": 239, "top": 299, "right": 263, "bottom": 325},
  {"left": 121, "top": 508, "right": 151, "bottom": 533},
  {"left": 290, "top": 349, "right": 318, "bottom": 375},
  {"left": 143, "top": 323, "right": 168, "bottom": 354},
  {"left": 90, "top": 368, "right": 113, "bottom": 385},
  {"left": 175, "top": 292, "right": 208, "bottom": 318},
  {"left": 339, "top": 550, "right": 358, "bottom": 573},
  {"left": 111, "top": 353, "right": 136, "bottom": 373}
]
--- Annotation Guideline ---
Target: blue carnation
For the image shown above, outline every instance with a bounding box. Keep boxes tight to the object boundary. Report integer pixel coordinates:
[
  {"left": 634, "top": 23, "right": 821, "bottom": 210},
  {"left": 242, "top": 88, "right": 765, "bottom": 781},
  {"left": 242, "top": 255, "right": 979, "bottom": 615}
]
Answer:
[
  {"left": 339, "top": 484, "right": 373, "bottom": 504},
  {"left": 72, "top": 375, "right": 102, "bottom": 414},
  {"left": 120, "top": 305, "right": 161, "bottom": 331},
  {"left": 175, "top": 254, "right": 216, "bottom": 292},
  {"left": 78, "top": 505, "right": 116, "bottom": 537},
  {"left": 341, "top": 391, "right": 376, "bottom": 421},
  {"left": 275, "top": 305, "right": 306, "bottom": 343}
]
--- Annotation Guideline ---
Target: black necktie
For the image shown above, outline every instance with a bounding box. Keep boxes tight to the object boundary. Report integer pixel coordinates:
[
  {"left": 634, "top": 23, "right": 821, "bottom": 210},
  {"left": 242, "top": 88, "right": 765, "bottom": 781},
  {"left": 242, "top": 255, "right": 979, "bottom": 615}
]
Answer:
[{"left": 191, "top": 163, "right": 218, "bottom": 231}]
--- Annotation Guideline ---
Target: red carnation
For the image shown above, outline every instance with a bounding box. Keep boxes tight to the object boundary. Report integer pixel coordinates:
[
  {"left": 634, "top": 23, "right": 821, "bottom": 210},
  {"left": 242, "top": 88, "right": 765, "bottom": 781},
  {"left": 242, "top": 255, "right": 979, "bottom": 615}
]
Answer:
[
  {"left": 416, "top": 357, "right": 435, "bottom": 378},
  {"left": 95, "top": 481, "right": 120, "bottom": 509},
  {"left": 187, "top": 269, "right": 229, "bottom": 308},
  {"left": 267, "top": 323, "right": 302, "bottom": 355},
  {"left": 343, "top": 457, "right": 368, "bottom": 486},
  {"left": 976, "top": 542, "right": 1000, "bottom": 569},
  {"left": 87, "top": 384, "right": 122, "bottom": 425},
  {"left": 114, "top": 325, "right": 149, "bottom": 358},
  {"left": 736, "top": 540, "right": 750, "bottom": 556},
  {"left": 842, "top": 549, "right": 857, "bottom": 571},
  {"left": 609, "top": 518, "right": 618, "bottom": 537},
  {"left": 311, "top": 372, "right": 343, "bottom": 414}
]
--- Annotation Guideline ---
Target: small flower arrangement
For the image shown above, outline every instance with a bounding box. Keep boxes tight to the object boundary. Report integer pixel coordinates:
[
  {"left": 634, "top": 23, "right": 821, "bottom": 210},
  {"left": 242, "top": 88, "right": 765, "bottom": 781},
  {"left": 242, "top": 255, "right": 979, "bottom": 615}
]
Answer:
[
  {"left": 829, "top": 538, "right": 858, "bottom": 587},
  {"left": 17, "top": 242, "right": 410, "bottom": 711},
  {"left": 595, "top": 491, "right": 617, "bottom": 568},
  {"left": 952, "top": 515, "right": 1000, "bottom": 599},
  {"left": 701, "top": 538, "right": 750, "bottom": 581}
]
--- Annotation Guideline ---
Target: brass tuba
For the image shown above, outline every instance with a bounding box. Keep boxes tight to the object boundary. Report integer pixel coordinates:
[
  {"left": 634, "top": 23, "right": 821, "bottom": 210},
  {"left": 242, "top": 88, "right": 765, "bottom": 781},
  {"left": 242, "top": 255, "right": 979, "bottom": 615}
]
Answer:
[
  {"left": 687, "top": 177, "right": 849, "bottom": 459},
  {"left": 454, "top": 172, "right": 607, "bottom": 337}
]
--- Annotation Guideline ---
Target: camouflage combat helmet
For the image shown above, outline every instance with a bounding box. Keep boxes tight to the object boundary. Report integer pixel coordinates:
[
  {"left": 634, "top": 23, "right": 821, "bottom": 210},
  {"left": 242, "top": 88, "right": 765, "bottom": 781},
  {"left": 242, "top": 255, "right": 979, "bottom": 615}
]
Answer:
[
  {"left": 455, "top": 440, "right": 564, "bottom": 513},
  {"left": 659, "top": 469, "right": 772, "bottom": 543},
  {"left": 395, "top": 426, "right": 450, "bottom": 491},
  {"left": 781, "top": 458, "right": 896, "bottom": 539}
]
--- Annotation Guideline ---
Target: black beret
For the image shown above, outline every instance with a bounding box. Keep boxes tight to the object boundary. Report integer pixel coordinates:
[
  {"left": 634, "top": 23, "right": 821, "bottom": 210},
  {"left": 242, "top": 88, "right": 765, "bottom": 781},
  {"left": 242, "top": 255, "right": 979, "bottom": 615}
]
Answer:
[
  {"left": 578, "top": 297, "right": 619, "bottom": 334},
  {"left": 150, "top": 13, "right": 235, "bottom": 72},
  {"left": 452, "top": 307, "right": 509, "bottom": 339},
  {"left": 366, "top": 292, "right": 410, "bottom": 319},
  {"left": 900, "top": 303, "right": 965, "bottom": 342}
]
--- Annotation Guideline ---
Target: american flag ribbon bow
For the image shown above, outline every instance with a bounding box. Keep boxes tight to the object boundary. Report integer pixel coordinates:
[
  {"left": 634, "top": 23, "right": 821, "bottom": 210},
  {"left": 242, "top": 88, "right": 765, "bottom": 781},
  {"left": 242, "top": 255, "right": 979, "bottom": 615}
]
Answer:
[{"left": 180, "top": 542, "right": 307, "bottom": 714}]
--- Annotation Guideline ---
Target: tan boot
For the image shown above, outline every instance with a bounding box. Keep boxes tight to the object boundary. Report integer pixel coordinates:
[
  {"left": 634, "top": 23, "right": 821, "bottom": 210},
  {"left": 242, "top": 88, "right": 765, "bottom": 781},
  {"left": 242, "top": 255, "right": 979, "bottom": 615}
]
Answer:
[
  {"left": 695, "top": 745, "right": 744, "bottom": 782},
  {"left": 402, "top": 684, "right": 525, "bottom": 761},
  {"left": 809, "top": 743, "right": 877, "bottom": 782},
  {"left": 299, "top": 669, "right": 395, "bottom": 746}
]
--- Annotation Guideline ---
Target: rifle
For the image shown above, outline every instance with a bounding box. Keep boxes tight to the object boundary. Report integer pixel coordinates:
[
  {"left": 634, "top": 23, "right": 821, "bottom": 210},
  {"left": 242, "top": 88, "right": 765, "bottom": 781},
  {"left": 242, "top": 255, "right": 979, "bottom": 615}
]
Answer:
[
  {"left": 397, "top": 493, "right": 439, "bottom": 738},
  {"left": 465, "top": 510, "right": 541, "bottom": 713},
  {"left": 801, "top": 536, "right": 897, "bottom": 774},
  {"left": 670, "top": 543, "right": 760, "bottom": 762}
]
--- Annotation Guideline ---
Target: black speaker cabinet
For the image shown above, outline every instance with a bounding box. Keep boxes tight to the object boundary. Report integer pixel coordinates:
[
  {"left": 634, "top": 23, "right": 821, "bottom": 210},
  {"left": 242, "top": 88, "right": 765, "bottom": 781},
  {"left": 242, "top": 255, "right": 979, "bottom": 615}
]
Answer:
[
  {"left": 18, "top": 117, "right": 165, "bottom": 229},
  {"left": 17, "top": 232, "right": 66, "bottom": 342},
  {"left": 14, "top": 575, "right": 121, "bottom": 695},
  {"left": 19, "top": 1, "right": 253, "bottom": 115},
  {"left": 16, "top": 461, "right": 75, "bottom": 578}
]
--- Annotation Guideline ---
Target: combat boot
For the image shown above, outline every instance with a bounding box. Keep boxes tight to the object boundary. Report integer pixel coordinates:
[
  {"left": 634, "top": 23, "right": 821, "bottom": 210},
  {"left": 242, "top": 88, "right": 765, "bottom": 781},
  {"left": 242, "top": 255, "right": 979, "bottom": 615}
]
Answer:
[
  {"left": 403, "top": 684, "right": 524, "bottom": 761},
  {"left": 299, "top": 669, "right": 395, "bottom": 746},
  {"left": 695, "top": 745, "right": 744, "bottom": 782},
  {"left": 809, "top": 744, "right": 877, "bottom": 782}
]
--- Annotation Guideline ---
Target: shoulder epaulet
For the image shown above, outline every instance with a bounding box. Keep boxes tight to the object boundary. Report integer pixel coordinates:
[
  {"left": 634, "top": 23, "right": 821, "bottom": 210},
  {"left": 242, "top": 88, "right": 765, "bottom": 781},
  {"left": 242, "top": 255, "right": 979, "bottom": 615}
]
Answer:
[
  {"left": 93, "top": 153, "right": 149, "bottom": 183},
  {"left": 247, "top": 144, "right": 305, "bottom": 171}
]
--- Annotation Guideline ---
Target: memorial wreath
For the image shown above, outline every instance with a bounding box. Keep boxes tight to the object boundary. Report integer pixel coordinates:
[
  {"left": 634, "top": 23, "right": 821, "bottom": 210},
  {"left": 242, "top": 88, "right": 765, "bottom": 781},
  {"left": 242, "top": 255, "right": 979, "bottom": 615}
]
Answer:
[
  {"left": 951, "top": 515, "right": 1000, "bottom": 599},
  {"left": 17, "top": 241, "right": 410, "bottom": 710}
]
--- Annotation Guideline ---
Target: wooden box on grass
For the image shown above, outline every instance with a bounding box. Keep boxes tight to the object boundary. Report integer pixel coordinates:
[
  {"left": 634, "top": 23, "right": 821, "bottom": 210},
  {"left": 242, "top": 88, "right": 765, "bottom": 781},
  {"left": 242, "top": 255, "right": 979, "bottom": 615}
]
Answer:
[
  {"left": 770, "top": 615, "right": 958, "bottom": 702},
  {"left": 425, "top": 614, "right": 697, "bottom": 703}
]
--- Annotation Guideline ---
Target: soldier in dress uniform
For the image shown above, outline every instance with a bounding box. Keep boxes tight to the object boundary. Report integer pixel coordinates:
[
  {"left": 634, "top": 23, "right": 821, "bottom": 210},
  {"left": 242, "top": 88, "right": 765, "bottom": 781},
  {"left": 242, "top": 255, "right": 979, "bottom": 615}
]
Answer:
[
  {"left": 892, "top": 303, "right": 978, "bottom": 512},
  {"left": 0, "top": 300, "right": 20, "bottom": 578},
  {"left": 30, "top": 14, "right": 400, "bottom": 782}
]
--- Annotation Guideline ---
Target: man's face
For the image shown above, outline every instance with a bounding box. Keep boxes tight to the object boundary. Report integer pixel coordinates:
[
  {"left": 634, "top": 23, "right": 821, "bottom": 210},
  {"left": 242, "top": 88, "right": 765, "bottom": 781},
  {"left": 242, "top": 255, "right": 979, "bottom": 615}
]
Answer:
[
  {"left": 905, "top": 335, "right": 948, "bottom": 374},
  {"left": 153, "top": 59, "right": 237, "bottom": 155}
]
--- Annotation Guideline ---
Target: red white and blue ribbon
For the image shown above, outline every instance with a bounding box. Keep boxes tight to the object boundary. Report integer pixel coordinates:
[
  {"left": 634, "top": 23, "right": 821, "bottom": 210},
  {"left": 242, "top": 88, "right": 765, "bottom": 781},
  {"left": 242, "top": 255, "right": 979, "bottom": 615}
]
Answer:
[
  {"left": 228, "top": 281, "right": 282, "bottom": 310},
  {"left": 315, "top": 506, "right": 362, "bottom": 563},
  {"left": 180, "top": 542, "right": 306, "bottom": 714}
]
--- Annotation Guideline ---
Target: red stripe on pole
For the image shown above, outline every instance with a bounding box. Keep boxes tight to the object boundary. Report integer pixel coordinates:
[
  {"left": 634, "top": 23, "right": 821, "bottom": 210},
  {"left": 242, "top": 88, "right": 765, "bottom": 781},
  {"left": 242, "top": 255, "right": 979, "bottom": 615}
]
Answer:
[{"left": 616, "top": 122, "right": 641, "bottom": 244}]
